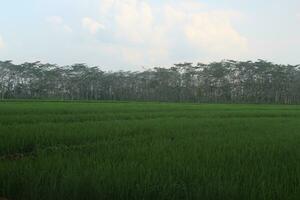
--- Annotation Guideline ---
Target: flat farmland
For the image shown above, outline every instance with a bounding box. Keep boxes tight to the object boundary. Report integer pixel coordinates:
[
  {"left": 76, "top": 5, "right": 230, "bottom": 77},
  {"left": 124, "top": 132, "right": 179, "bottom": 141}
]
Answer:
[{"left": 0, "top": 102, "right": 300, "bottom": 200}]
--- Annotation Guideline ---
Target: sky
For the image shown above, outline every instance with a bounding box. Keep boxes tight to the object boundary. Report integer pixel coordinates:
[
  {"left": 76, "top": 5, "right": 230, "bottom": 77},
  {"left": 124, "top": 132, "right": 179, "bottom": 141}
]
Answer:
[{"left": 0, "top": 0, "right": 299, "bottom": 70}]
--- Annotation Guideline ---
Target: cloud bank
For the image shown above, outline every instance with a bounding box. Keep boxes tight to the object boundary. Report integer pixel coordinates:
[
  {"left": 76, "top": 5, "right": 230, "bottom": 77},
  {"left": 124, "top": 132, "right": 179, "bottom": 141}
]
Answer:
[
  {"left": 82, "top": 0, "right": 248, "bottom": 66},
  {"left": 82, "top": 17, "right": 105, "bottom": 34}
]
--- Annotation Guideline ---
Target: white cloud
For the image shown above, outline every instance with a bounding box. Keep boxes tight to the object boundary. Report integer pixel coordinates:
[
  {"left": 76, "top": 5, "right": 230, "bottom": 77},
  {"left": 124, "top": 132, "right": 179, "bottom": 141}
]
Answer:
[
  {"left": 162, "top": 4, "right": 248, "bottom": 57},
  {"left": 82, "top": 17, "right": 105, "bottom": 34},
  {"left": 0, "top": 35, "right": 4, "bottom": 49},
  {"left": 297, "top": 13, "right": 300, "bottom": 20},
  {"left": 93, "top": 0, "right": 248, "bottom": 65},
  {"left": 185, "top": 12, "right": 248, "bottom": 56},
  {"left": 97, "top": 0, "right": 170, "bottom": 65},
  {"left": 113, "top": 0, "right": 154, "bottom": 43},
  {"left": 99, "top": 0, "right": 115, "bottom": 15}
]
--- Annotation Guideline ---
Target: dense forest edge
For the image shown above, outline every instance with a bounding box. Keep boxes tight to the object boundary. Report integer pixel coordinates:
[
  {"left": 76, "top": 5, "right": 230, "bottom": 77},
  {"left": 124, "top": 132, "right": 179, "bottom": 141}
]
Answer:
[{"left": 0, "top": 60, "right": 300, "bottom": 104}]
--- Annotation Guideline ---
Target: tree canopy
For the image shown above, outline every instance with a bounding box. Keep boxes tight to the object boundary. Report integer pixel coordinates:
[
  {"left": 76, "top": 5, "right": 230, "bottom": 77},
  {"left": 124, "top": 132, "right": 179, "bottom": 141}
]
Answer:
[{"left": 1, "top": 60, "right": 299, "bottom": 104}]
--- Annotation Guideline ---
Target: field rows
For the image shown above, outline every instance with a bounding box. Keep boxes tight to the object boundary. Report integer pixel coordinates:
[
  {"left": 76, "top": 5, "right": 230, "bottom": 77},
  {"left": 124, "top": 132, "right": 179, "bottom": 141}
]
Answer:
[{"left": 1, "top": 102, "right": 300, "bottom": 200}]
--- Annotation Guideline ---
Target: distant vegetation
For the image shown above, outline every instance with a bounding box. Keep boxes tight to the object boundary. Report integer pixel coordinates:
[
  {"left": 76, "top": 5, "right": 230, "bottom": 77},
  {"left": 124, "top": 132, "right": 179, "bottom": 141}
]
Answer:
[
  {"left": 1, "top": 102, "right": 300, "bottom": 200},
  {"left": 1, "top": 60, "right": 299, "bottom": 104}
]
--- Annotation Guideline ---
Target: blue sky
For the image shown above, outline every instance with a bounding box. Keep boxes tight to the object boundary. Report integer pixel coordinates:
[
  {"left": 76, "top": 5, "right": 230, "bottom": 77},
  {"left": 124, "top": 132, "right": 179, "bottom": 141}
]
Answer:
[{"left": 0, "top": 0, "right": 299, "bottom": 70}]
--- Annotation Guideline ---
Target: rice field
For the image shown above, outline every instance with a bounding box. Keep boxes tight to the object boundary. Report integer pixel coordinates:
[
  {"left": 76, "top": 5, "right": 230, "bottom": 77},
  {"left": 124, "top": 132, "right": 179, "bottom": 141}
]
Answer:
[{"left": 0, "top": 101, "right": 300, "bottom": 200}]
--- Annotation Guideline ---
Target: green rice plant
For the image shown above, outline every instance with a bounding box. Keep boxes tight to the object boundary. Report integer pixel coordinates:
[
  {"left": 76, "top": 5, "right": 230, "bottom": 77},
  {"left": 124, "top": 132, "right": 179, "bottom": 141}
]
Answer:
[{"left": 0, "top": 102, "right": 300, "bottom": 200}]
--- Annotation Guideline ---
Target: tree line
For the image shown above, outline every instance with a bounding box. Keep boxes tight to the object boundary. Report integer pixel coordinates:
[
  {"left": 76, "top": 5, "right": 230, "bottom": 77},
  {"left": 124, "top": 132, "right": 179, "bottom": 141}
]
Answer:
[{"left": 0, "top": 60, "right": 299, "bottom": 104}]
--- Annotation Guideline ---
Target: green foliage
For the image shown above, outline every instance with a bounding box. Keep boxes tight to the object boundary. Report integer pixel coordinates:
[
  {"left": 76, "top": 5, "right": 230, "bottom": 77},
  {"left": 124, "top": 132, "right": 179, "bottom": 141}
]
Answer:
[
  {"left": 1, "top": 60, "right": 300, "bottom": 104},
  {"left": 0, "top": 102, "right": 300, "bottom": 199}
]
